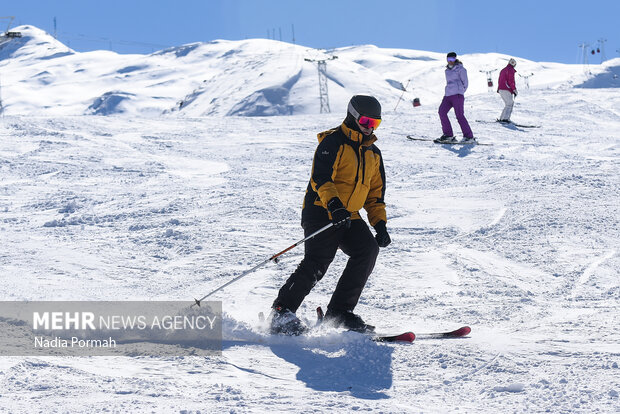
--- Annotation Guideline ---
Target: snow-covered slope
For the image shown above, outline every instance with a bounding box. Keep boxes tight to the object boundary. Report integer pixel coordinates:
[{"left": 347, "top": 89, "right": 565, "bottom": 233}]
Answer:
[
  {"left": 0, "top": 25, "right": 618, "bottom": 117},
  {"left": 0, "top": 87, "right": 619, "bottom": 412}
]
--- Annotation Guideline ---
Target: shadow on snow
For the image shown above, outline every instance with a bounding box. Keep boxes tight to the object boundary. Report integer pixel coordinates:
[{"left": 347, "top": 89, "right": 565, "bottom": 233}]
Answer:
[
  {"left": 267, "top": 337, "right": 393, "bottom": 399},
  {"left": 441, "top": 144, "right": 474, "bottom": 158},
  {"left": 222, "top": 331, "right": 394, "bottom": 400}
]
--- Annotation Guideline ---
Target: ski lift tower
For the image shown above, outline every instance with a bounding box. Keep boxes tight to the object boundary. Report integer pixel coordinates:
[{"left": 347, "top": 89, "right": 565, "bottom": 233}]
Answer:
[
  {"left": 578, "top": 43, "right": 591, "bottom": 74},
  {"left": 597, "top": 38, "right": 607, "bottom": 63},
  {"left": 479, "top": 69, "right": 498, "bottom": 92},
  {"left": 0, "top": 16, "right": 22, "bottom": 38},
  {"left": 393, "top": 79, "right": 411, "bottom": 111},
  {"left": 518, "top": 73, "right": 534, "bottom": 89},
  {"left": 304, "top": 54, "right": 338, "bottom": 113}
]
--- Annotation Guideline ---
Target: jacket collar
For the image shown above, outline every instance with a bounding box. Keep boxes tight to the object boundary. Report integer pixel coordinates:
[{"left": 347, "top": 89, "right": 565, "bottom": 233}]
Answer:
[{"left": 340, "top": 122, "right": 377, "bottom": 146}]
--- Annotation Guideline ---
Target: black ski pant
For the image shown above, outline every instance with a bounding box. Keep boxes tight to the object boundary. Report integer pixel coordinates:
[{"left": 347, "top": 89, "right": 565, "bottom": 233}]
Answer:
[{"left": 273, "top": 219, "right": 379, "bottom": 313}]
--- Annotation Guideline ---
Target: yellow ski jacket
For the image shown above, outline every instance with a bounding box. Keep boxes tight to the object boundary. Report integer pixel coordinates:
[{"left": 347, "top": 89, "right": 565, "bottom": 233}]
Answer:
[{"left": 301, "top": 122, "right": 387, "bottom": 227}]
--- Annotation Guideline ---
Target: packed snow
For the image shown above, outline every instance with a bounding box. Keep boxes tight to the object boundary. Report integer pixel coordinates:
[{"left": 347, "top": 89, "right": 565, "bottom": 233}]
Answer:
[{"left": 0, "top": 25, "right": 618, "bottom": 413}]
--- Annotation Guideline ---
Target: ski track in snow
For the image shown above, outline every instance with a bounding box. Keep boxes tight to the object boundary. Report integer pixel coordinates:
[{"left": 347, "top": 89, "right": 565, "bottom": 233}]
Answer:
[
  {"left": 0, "top": 90, "right": 619, "bottom": 411},
  {"left": 488, "top": 207, "right": 507, "bottom": 227},
  {"left": 571, "top": 249, "right": 616, "bottom": 298}
]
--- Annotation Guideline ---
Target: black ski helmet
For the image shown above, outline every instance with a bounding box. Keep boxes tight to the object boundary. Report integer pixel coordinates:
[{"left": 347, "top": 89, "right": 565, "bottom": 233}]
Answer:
[
  {"left": 447, "top": 52, "right": 457, "bottom": 59},
  {"left": 347, "top": 95, "right": 381, "bottom": 121}
]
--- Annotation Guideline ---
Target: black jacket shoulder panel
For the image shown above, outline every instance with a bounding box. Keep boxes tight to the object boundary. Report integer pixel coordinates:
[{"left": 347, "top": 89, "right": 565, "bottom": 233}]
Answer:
[
  {"left": 367, "top": 143, "right": 382, "bottom": 156},
  {"left": 318, "top": 127, "right": 346, "bottom": 146},
  {"left": 312, "top": 128, "right": 345, "bottom": 192}
]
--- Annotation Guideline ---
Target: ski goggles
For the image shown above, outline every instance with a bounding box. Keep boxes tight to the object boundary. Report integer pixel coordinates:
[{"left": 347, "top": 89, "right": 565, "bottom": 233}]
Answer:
[
  {"left": 348, "top": 101, "right": 381, "bottom": 129},
  {"left": 447, "top": 57, "right": 457, "bottom": 62},
  {"left": 358, "top": 116, "right": 382, "bottom": 129}
]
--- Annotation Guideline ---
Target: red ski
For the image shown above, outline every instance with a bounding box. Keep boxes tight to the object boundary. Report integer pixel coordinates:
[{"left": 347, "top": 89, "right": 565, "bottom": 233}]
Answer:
[
  {"left": 373, "top": 327, "right": 470, "bottom": 343},
  {"left": 416, "top": 326, "right": 471, "bottom": 339},
  {"left": 372, "top": 332, "right": 416, "bottom": 343},
  {"left": 314, "top": 307, "right": 469, "bottom": 343}
]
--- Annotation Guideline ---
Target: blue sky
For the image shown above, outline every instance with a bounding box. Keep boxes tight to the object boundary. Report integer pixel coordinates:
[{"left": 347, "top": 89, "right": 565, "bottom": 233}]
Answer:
[{"left": 4, "top": 0, "right": 619, "bottom": 63}]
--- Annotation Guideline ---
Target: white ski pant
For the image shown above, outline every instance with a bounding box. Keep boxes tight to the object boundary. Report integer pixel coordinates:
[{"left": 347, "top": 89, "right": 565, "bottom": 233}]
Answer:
[{"left": 499, "top": 89, "right": 514, "bottom": 121}]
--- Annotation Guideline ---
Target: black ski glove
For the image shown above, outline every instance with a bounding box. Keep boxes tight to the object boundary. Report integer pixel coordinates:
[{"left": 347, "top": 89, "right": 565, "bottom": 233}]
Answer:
[
  {"left": 327, "top": 197, "right": 351, "bottom": 229},
  {"left": 373, "top": 221, "right": 391, "bottom": 247}
]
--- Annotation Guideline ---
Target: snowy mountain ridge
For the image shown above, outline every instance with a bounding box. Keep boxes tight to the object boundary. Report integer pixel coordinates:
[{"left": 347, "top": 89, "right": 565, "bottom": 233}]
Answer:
[{"left": 0, "top": 25, "right": 618, "bottom": 117}]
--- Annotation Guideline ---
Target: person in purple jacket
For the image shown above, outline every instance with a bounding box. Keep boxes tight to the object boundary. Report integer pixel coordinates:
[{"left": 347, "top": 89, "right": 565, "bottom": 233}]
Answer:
[
  {"left": 497, "top": 58, "right": 518, "bottom": 122},
  {"left": 434, "top": 52, "right": 475, "bottom": 144}
]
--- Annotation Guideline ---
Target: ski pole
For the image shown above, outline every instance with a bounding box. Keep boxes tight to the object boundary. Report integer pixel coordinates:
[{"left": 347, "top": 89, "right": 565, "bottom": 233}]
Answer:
[{"left": 191, "top": 222, "right": 333, "bottom": 307}]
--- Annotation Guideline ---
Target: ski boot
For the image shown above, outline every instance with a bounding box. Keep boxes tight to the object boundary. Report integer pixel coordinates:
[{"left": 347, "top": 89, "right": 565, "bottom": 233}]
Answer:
[
  {"left": 324, "top": 308, "right": 375, "bottom": 333},
  {"left": 269, "top": 305, "right": 307, "bottom": 336},
  {"left": 433, "top": 135, "right": 457, "bottom": 144},
  {"left": 461, "top": 136, "right": 477, "bottom": 143}
]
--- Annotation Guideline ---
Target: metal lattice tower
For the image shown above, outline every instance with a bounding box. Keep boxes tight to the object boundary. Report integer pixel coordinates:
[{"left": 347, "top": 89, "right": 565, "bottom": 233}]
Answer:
[
  {"left": 518, "top": 73, "right": 534, "bottom": 89},
  {"left": 578, "top": 43, "right": 591, "bottom": 74},
  {"left": 597, "top": 38, "right": 607, "bottom": 63},
  {"left": 479, "top": 69, "right": 498, "bottom": 92},
  {"left": 317, "top": 60, "right": 330, "bottom": 113},
  {"left": 305, "top": 55, "right": 337, "bottom": 114},
  {"left": 0, "top": 16, "right": 21, "bottom": 38},
  {"left": 393, "top": 79, "right": 411, "bottom": 111},
  {"left": 579, "top": 42, "right": 590, "bottom": 66}
]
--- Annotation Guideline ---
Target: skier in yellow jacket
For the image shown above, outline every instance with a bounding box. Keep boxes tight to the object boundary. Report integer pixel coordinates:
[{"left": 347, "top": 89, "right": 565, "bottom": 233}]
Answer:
[{"left": 270, "top": 95, "right": 391, "bottom": 335}]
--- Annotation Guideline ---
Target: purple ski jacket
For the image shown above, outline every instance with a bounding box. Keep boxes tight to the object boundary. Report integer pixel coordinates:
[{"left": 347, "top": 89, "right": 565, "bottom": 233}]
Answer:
[{"left": 444, "top": 62, "right": 468, "bottom": 96}]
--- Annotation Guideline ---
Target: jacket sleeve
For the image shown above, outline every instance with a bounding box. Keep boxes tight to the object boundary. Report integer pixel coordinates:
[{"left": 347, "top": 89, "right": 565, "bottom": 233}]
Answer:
[
  {"left": 364, "top": 149, "right": 387, "bottom": 226},
  {"left": 497, "top": 69, "right": 504, "bottom": 92},
  {"left": 508, "top": 69, "right": 517, "bottom": 92},
  {"left": 310, "top": 135, "right": 343, "bottom": 206},
  {"left": 461, "top": 66, "right": 469, "bottom": 92}
]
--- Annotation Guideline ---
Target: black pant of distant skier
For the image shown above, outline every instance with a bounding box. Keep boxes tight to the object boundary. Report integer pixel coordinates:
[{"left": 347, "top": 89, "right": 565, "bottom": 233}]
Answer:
[{"left": 269, "top": 95, "right": 391, "bottom": 336}]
